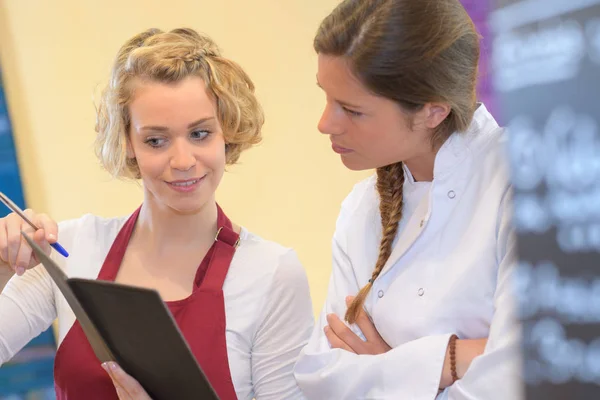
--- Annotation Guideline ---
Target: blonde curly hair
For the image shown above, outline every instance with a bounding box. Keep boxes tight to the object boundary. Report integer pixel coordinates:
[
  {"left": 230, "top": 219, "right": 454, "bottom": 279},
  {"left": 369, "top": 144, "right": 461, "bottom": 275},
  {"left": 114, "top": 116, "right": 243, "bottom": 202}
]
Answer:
[{"left": 95, "top": 28, "right": 264, "bottom": 179}]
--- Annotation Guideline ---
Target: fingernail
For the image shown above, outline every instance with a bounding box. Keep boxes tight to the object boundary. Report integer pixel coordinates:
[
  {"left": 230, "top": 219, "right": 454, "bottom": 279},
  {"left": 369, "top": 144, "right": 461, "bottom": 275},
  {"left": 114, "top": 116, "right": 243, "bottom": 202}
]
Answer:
[
  {"left": 109, "top": 362, "right": 119, "bottom": 371},
  {"left": 48, "top": 234, "right": 56, "bottom": 241},
  {"left": 324, "top": 325, "right": 329, "bottom": 333},
  {"left": 101, "top": 362, "right": 109, "bottom": 371},
  {"left": 16, "top": 266, "right": 25, "bottom": 276}
]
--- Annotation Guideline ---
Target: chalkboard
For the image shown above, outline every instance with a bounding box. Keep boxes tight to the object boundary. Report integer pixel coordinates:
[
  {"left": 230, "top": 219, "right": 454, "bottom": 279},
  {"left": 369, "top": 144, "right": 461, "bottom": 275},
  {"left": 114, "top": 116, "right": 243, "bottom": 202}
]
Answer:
[{"left": 491, "top": 0, "right": 600, "bottom": 398}]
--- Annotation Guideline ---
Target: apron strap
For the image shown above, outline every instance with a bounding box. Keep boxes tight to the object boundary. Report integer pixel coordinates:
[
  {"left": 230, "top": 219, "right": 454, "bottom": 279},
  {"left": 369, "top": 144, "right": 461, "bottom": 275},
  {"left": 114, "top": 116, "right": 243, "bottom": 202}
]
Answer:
[
  {"left": 200, "top": 207, "right": 239, "bottom": 292},
  {"left": 97, "top": 207, "right": 141, "bottom": 282}
]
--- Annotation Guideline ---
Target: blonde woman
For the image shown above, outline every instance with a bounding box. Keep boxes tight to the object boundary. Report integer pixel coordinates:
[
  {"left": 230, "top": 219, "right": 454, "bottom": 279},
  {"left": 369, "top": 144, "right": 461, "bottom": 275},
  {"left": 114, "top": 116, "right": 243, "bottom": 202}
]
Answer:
[
  {"left": 294, "top": 0, "right": 521, "bottom": 399},
  {"left": 0, "top": 28, "right": 313, "bottom": 400}
]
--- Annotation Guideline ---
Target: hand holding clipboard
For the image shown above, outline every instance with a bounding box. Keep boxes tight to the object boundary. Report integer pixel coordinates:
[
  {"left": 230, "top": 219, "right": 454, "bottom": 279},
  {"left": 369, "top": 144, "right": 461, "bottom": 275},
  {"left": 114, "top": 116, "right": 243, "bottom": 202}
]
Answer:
[{"left": 21, "top": 233, "right": 220, "bottom": 400}]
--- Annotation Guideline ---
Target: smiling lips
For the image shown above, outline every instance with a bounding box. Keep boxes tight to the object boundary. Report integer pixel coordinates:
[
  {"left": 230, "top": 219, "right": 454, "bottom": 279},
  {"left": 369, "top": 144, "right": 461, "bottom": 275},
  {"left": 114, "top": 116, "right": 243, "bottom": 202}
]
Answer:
[{"left": 166, "top": 176, "right": 205, "bottom": 192}]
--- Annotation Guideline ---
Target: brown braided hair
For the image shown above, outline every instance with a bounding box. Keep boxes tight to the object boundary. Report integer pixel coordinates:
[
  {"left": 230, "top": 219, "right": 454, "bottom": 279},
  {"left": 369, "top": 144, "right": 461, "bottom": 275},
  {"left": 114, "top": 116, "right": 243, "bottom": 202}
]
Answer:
[{"left": 345, "top": 162, "right": 405, "bottom": 323}]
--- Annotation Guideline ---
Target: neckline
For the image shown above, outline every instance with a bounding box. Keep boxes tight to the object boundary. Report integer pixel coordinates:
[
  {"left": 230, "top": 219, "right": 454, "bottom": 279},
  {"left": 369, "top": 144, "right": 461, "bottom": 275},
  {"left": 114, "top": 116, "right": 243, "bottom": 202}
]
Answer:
[{"left": 97, "top": 203, "right": 238, "bottom": 306}]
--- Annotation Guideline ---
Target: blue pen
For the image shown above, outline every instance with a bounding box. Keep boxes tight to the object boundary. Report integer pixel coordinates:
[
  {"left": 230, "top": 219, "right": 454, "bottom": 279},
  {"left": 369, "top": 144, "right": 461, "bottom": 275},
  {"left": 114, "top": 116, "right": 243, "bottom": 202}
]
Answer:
[{"left": 0, "top": 192, "right": 69, "bottom": 258}]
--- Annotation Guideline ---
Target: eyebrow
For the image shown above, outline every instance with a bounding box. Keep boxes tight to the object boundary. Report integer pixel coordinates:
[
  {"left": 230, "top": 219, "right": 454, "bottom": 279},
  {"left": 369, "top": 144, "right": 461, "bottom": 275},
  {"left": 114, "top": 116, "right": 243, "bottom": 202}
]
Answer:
[
  {"left": 140, "top": 117, "right": 216, "bottom": 132},
  {"left": 316, "top": 79, "right": 363, "bottom": 110}
]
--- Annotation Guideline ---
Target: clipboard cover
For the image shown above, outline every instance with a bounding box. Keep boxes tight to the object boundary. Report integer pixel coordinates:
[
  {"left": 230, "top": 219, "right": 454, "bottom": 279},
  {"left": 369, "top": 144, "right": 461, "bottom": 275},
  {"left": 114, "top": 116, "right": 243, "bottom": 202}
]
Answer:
[{"left": 22, "top": 233, "right": 219, "bottom": 400}]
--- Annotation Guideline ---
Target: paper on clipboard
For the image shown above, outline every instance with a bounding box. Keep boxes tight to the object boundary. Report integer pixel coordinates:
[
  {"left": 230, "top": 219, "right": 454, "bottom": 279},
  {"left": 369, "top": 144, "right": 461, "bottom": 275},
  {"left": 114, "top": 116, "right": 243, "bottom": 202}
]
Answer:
[{"left": 21, "top": 232, "right": 115, "bottom": 363}]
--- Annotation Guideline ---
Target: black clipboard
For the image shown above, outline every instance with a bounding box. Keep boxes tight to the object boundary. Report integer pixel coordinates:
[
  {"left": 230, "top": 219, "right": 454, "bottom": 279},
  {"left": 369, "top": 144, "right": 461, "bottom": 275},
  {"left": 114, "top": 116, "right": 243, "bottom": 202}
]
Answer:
[{"left": 22, "top": 233, "right": 219, "bottom": 400}]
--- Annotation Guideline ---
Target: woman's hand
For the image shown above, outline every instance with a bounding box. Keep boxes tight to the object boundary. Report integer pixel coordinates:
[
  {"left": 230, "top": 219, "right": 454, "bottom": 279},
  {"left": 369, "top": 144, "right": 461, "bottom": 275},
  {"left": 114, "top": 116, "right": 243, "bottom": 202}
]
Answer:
[
  {"left": 324, "top": 296, "right": 391, "bottom": 355},
  {"left": 324, "top": 296, "right": 487, "bottom": 390},
  {"left": 0, "top": 210, "right": 57, "bottom": 277},
  {"left": 102, "top": 362, "right": 152, "bottom": 400}
]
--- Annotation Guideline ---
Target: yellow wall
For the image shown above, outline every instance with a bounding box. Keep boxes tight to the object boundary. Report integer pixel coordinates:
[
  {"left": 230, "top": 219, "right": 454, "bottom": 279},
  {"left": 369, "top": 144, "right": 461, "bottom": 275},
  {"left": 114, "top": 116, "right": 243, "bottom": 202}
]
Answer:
[{"left": 0, "top": 0, "right": 371, "bottom": 316}]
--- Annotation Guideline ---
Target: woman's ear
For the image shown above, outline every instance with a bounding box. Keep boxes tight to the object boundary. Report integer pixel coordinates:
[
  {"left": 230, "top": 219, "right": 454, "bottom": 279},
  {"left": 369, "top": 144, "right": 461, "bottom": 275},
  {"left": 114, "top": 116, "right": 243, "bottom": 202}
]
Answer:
[{"left": 424, "top": 103, "right": 451, "bottom": 129}]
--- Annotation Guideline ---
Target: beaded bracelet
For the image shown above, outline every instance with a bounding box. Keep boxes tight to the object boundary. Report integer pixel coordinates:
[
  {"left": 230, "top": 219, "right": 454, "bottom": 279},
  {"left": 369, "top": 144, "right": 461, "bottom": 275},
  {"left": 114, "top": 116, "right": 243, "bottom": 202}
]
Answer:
[{"left": 449, "top": 334, "right": 459, "bottom": 384}]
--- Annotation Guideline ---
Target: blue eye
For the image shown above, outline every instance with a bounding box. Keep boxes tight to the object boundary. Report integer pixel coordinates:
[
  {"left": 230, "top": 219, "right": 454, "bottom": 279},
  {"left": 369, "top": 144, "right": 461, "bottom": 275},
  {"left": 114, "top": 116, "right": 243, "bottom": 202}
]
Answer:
[
  {"left": 191, "top": 130, "right": 210, "bottom": 140},
  {"left": 343, "top": 107, "right": 362, "bottom": 117},
  {"left": 145, "top": 137, "right": 166, "bottom": 148}
]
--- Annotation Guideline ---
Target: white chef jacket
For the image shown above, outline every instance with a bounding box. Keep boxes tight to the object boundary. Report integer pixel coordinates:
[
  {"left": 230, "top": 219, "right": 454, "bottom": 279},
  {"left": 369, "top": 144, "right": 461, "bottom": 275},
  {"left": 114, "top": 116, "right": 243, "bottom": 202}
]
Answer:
[
  {"left": 294, "top": 104, "right": 522, "bottom": 400},
  {"left": 0, "top": 215, "right": 314, "bottom": 400}
]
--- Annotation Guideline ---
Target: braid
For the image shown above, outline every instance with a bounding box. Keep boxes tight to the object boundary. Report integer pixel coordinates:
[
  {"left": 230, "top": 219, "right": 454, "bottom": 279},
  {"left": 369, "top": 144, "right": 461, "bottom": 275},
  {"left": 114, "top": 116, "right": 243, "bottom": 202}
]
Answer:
[{"left": 345, "top": 162, "right": 405, "bottom": 324}]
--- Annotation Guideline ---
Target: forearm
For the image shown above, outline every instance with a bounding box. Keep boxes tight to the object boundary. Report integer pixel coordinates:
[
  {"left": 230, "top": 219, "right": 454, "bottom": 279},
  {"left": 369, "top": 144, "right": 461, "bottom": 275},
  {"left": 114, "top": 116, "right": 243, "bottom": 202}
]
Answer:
[
  {"left": 295, "top": 331, "right": 452, "bottom": 399},
  {"left": 0, "top": 266, "right": 57, "bottom": 365},
  {"left": 440, "top": 337, "right": 489, "bottom": 389}
]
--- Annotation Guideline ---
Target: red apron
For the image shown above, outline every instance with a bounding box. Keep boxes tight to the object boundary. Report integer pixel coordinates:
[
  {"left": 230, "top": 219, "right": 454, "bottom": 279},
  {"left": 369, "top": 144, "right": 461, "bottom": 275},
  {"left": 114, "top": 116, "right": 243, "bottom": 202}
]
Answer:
[{"left": 53, "top": 205, "right": 239, "bottom": 400}]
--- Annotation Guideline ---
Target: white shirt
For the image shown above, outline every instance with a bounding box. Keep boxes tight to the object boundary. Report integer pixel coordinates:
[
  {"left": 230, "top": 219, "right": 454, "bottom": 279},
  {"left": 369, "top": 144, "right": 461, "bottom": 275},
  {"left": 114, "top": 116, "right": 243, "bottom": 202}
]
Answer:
[
  {"left": 294, "top": 104, "right": 523, "bottom": 400},
  {"left": 0, "top": 215, "right": 314, "bottom": 400}
]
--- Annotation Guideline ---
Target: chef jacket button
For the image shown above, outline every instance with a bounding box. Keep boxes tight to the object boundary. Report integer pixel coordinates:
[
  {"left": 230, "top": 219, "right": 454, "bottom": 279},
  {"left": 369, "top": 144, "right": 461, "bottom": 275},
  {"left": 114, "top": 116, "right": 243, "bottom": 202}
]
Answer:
[
  {"left": 378, "top": 290, "right": 384, "bottom": 298},
  {"left": 447, "top": 190, "right": 456, "bottom": 199},
  {"left": 417, "top": 288, "right": 425, "bottom": 296}
]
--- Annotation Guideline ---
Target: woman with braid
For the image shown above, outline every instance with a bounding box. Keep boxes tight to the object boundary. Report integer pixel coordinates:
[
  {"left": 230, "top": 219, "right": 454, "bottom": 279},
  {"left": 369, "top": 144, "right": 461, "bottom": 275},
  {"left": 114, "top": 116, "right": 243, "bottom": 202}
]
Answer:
[{"left": 294, "top": 1, "right": 521, "bottom": 399}]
